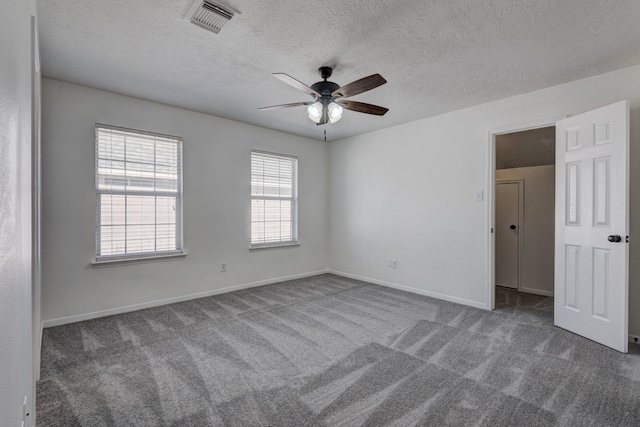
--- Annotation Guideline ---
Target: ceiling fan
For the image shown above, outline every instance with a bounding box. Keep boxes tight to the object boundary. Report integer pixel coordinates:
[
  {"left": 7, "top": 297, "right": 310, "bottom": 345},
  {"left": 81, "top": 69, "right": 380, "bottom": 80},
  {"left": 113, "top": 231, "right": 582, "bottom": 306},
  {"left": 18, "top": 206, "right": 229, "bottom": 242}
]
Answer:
[{"left": 259, "top": 66, "right": 389, "bottom": 126}]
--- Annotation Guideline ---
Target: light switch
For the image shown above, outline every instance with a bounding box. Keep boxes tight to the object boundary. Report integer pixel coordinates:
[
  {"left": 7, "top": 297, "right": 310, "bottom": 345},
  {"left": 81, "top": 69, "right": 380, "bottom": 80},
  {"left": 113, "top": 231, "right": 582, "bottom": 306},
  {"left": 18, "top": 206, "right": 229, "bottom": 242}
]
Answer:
[{"left": 475, "top": 190, "right": 483, "bottom": 201}]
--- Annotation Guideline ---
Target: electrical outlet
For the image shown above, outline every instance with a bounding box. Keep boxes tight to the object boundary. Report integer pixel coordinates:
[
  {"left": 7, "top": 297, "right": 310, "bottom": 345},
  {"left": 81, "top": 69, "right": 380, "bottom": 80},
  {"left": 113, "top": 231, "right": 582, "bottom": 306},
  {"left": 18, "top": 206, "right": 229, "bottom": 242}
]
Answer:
[
  {"left": 221, "top": 262, "right": 227, "bottom": 272},
  {"left": 391, "top": 259, "right": 398, "bottom": 269}
]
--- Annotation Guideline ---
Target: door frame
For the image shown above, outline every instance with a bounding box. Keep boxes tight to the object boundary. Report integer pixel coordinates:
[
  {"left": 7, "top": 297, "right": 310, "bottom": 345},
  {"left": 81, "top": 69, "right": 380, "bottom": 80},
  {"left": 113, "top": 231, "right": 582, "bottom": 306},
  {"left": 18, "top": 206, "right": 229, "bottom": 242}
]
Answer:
[
  {"left": 495, "top": 179, "right": 525, "bottom": 291},
  {"left": 486, "top": 116, "right": 566, "bottom": 310}
]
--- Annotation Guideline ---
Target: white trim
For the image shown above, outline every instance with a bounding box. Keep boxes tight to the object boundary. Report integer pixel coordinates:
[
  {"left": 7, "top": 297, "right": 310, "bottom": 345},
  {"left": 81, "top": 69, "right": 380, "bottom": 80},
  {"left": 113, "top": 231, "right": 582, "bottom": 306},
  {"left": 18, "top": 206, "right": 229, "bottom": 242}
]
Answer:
[
  {"left": 250, "top": 242, "right": 300, "bottom": 250},
  {"left": 251, "top": 149, "right": 297, "bottom": 160},
  {"left": 486, "top": 128, "right": 496, "bottom": 310},
  {"left": 519, "top": 287, "right": 554, "bottom": 297},
  {"left": 95, "top": 122, "right": 183, "bottom": 141},
  {"left": 487, "top": 116, "right": 567, "bottom": 138},
  {"left": 31, "top": 14, "right": 43, "bottom": 388},
  {"left": 91, "top": 252, "right": 187, "bottom": 268},
  {"left": 630, "top": 334, "right": 640, "bottom": 345},
  {"left": 42, "top": 269, "right": 329, "bottom": 328},
  {"left": 328, "top": 270, "right": 488, "bottom": 310},
  {"left": 486, "top": 115, "right": 566, "bottom": 311}
]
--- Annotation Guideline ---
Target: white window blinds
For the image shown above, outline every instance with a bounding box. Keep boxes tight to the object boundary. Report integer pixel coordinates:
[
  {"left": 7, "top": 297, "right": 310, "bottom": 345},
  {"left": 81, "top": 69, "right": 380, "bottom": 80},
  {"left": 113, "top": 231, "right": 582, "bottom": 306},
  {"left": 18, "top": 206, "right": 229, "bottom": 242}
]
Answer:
[
  {"left": 251, "top": 150, "right": 298, "bottom": 246},
  {"left": 95, "top": 124, "right": 183, "bottom": 259}
]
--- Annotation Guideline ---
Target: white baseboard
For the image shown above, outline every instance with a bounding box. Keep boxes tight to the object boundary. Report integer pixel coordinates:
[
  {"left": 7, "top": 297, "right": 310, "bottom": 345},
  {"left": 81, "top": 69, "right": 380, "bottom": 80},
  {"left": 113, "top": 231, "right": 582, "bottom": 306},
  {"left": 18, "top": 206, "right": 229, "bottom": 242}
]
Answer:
[
  {"left": 328, "top": 270, "right": 487, "bottom": 310},
  {"left": 519, "top": 287, "right": 554, "bottom": 297},
  {"left": 630, "top": 334, "right": 640, "bottom": 345},
  {"left": 42, "top": 269, "right": 329, "bottom": 328}
]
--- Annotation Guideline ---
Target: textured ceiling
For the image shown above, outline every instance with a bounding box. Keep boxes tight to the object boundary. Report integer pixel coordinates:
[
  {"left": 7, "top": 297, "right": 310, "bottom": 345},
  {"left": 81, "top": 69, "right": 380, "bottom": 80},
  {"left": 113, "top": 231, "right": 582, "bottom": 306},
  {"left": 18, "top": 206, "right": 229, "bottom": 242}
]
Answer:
[
  {"left": 496, "top": 127, "right": 555, "bottom": 170},
  {"left": 38, "top": 0, "right": 640, "bottom": 141}
]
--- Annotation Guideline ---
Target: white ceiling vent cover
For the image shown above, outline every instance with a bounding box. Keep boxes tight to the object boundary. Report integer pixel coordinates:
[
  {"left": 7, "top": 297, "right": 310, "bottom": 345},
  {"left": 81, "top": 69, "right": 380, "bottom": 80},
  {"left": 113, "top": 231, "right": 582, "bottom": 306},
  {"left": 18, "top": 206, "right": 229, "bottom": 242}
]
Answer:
[{"left": 186, "top": 0, "right": 236, "bottom": 34}]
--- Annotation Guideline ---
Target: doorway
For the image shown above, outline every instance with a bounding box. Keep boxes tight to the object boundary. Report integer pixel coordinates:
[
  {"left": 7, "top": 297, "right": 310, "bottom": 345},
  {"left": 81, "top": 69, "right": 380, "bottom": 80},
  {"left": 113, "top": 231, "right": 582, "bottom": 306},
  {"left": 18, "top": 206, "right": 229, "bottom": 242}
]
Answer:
[
  {"left": 486, "top": 117, "right": 562, "bottom": 310},
  {"left": 486, "top": 102, "right": 630, "bottom": 352},
  {"left": 494, "top": 126, "right": 555, "bottom": 299}
]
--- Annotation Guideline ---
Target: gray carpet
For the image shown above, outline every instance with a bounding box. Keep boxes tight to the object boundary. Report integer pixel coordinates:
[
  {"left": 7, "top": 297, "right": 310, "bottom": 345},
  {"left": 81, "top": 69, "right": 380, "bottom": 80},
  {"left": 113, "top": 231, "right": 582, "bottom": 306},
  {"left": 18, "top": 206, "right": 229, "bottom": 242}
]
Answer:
[{"left": 36, "top": 274, "right": 640, "bottom": 426}]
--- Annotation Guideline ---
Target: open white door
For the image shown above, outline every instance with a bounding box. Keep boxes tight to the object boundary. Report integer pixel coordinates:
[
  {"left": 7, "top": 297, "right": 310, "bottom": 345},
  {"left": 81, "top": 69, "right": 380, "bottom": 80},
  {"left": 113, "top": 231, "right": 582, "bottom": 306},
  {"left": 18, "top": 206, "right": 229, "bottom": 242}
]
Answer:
[{"left": 555, "top": 100, "right": 629, "bottom": 353}]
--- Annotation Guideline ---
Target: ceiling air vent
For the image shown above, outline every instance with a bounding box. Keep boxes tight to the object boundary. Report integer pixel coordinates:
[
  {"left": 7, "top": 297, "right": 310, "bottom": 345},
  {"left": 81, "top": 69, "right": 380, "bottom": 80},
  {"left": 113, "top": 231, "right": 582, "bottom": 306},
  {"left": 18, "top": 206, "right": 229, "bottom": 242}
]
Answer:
[{"left": 186, "top": 0, "right": 236, "bottom": 34}]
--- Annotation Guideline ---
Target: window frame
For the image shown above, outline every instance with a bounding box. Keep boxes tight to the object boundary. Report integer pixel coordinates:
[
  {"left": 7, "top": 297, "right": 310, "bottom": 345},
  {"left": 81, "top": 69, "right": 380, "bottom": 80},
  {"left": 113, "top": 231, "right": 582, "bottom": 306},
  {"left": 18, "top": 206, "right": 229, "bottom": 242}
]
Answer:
[
  {"left": 94, "top": 123, "right": 184, "bottom": 264},
  {"left": 250, "top": 150, "right": 299, "bottom": 249}
]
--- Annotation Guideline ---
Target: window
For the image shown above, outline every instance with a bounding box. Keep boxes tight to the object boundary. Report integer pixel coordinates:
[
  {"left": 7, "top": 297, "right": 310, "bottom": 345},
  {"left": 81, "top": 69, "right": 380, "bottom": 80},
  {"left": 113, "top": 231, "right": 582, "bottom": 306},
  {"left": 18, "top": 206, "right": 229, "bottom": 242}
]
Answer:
[
  {"left": 95, "top": 124, "right": 183, "bottom": 261},
  {"left": 251, "top": 150, "right": 298, "bottom": 247}
]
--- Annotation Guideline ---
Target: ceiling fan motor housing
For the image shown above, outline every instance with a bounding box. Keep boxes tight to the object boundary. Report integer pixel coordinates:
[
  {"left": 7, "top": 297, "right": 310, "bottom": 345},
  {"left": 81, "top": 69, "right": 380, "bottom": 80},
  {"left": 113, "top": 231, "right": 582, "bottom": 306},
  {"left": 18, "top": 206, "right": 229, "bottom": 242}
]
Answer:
[
  {"left": 312, "top": 66, "right": 340, "bottom": 104},
  {"left": 311, "top": 81, "right": 340, "bottom": 99}
]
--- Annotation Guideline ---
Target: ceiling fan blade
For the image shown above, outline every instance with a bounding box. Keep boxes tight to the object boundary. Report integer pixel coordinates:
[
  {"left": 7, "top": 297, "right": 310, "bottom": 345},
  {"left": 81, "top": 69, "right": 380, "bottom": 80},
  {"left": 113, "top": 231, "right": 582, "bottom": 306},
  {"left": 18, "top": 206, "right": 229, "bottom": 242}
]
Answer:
[
  {"left": 258, "top": 102, "right": 310, "bottom": 111},
  {"left": 273, "top": 73, "right": 320, "bottom": 97},
  {"left": 341, "top": 101, "right": 389, "bottom": 116},
  {"left": 332, "top": 74, "right": 387, "bottom": 98}
]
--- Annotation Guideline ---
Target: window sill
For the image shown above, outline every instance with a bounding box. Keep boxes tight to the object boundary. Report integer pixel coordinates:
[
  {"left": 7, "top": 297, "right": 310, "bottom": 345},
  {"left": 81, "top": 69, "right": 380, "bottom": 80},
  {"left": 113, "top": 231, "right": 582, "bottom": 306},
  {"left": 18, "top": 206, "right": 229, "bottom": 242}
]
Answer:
[
  {"left": 250, "top": 242, "right": 300, "bottom": 251},
  {"left": 91, "top": 253, "right": 187, "bottom": 268}
]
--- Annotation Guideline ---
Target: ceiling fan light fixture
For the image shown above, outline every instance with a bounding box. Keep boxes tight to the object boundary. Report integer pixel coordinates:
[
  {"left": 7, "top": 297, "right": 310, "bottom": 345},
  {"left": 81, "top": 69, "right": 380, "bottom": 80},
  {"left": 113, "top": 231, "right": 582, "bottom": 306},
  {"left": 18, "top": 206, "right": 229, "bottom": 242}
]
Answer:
[
  {"left": 328, "top": 102, "right": 343, "bottom": 123},
  {"left": 307, "top": 102, "right": 323, "bottom": 123},
  {"left": 260, "top": 67, "right": 389, "bottom": 132}
]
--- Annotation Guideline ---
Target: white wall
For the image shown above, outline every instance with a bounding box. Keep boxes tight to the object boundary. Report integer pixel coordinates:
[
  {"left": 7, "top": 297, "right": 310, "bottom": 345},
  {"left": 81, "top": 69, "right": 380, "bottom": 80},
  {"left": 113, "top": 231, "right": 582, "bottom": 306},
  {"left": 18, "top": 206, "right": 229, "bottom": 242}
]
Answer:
[
  {"left": 41, "top": 79, "right": 329, "bottom": 324},
  {"left": 328, "top": 64, "right": 640, "bottom": 337},
  {"left": 496, "top": 165, "right": 555, "bottom": 296},
  {"left": 0, "top": 0, "right": 36, "bottom": 425}
]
